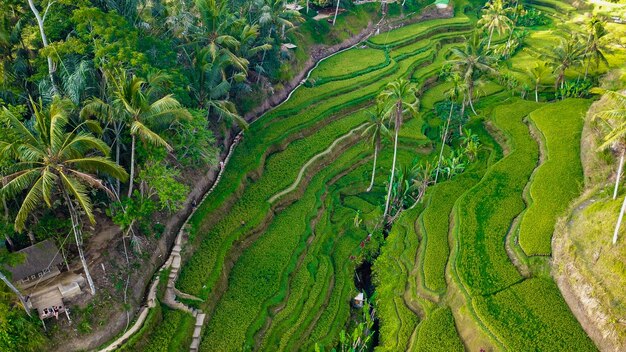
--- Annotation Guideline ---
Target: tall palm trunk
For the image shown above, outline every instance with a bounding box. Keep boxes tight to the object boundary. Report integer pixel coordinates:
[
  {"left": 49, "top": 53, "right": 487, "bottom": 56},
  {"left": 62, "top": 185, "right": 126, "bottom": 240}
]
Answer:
[
  {"left": 367, "top": 139, "right": 379, "bottom": 192},
  {"left": 468, "top": 83, "right": 477, "bottom": 115},
  {"left": 1, "top": 179, "right": 14, "bottom": 248},
  {"left": 27, "top": 0, "right": 58, "bottom": 96},
  {"left": 127, "top": 134, "right": 136, "bottom": 198},
  {"left": 613, "top": 149, "right": 625, "bottom": 200},
  {"left": 384, "top": 103, "right": 401, "bottom": 221},
  {"left": 435, "top": 102, "right": 454, "bottom": 183},
  {"left": 487, "top": 27, "right": 494, "bottom": 50},
  {"left": 0, "top": 271, "right": 30, "bottom": 316},
  {"left": 613, "top": 194, "right": 626, "bottom": 245},
  {"left": 535, "top": 82, "right": 539, "bottom": 102},
  {"left": 333, "top": 0, "right": 341, "bottom": 26},
  {"left": 114, "top": 121, "right": 122, "bottom": 195},
  {"left": 64, "top": 191, "right": 96, "bottom": 295}
]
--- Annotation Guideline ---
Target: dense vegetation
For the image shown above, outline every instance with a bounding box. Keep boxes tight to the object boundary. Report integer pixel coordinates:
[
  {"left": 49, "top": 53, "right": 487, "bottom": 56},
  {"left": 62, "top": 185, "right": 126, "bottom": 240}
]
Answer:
[{"left": 1, "top": 0, "right": 625, "bottom": 350}]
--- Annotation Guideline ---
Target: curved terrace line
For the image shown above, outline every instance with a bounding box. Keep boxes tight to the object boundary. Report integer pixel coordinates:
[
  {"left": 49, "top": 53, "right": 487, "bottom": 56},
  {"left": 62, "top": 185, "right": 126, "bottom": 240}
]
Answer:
[{"left": 268, "top": 123, "right": 368, "bottom": 204}]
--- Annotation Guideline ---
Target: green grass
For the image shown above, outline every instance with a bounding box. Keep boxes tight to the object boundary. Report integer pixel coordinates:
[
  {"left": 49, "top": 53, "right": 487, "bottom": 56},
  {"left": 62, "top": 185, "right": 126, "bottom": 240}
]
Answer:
[
  {"left": 163, "top": 3, "right": 601, "bottom": 351},
  {"left": 373, "top": 206, "right": 423, "bottom": 352},
  {"left": 414, "top": 307, "right": 464, "bottom": 352},
  {"left": 455, "top": 99, "right": 541, "bottom": 295},
  {"left": 474, "top": 278, "right": 596, "bottom": 351},
  {"left": 518, "top": 99, "right": 591, "bottom": 256},
  {"left": 119, "top": 304, "right": 194, "bottom": 352},
  {"left": 420, "top": 171, "right": 482, "bottom": 294},
  {"left": 309, "top": 47, "right": 388, "bottom": 83},
  {"left": 368, "top": 16, "right": 471, "bottom": 47}
]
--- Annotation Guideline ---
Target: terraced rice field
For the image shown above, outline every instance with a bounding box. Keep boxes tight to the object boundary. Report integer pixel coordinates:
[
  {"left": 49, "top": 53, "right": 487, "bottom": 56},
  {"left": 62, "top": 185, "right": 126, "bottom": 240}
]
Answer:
[{"left": 150, "top": 0, "right": 622, "bottom": 350}]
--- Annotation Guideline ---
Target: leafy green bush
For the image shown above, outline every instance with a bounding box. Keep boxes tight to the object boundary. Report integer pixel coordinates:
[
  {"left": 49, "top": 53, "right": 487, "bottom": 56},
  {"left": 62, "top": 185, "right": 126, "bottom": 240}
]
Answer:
[{"left": 516, "top": 7, "right": 551, "bottom": 27}]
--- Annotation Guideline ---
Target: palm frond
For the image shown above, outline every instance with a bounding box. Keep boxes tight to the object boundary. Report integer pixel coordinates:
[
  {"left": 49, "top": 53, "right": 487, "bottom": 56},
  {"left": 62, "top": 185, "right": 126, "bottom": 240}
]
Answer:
[
  {"left": 14, "top": 176, "right": 44, "bottom": 232},
  {"left": 58, "top": 172, "right": 95, "bottom": 224},
  {"left": 130, "top": 120, "right": 172, "bottom": 150},
  {"left": 65, "top": 157, "right": 129, "bottom": 182}
]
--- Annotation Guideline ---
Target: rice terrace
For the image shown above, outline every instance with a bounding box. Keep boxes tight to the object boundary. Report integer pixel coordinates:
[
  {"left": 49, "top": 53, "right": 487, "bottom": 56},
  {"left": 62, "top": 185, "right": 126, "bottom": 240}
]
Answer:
[{"left": 1, "top": 0, "right": 626, "bottom": 351}]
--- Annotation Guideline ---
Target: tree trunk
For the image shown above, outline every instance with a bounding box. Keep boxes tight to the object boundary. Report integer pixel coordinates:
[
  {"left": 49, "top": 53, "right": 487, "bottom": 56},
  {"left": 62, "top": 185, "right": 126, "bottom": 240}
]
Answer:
[
  {"left": 613, "top": 149, "right": 625, "bottom": 200},
  {"left": 127, "top": 134, "right": 136, "bottom": 198},
  {"left": 0, "top": 271, "right": 30, "bottom": 316},
  {"left": 535, "top": 84, "right": 539, "bottom": 102},
  {"left": 435, "top": 102, "right": 454, "bottom": 183},
  {"left": 114, "top": 122, "right": 122, "bottom": 195},
  {"left": 64, "top": 191, "right": 96, "bottom": 295},
  {"left": 27, "top": 0, "right": 59, "bottom": 96},
  {"left": 383, "top": 103, "right": 401, "bottom": 222},
  {"left": 468, "top": 83, "right": 477, "bottom": 115},
  {"left": 1, "top": 183, "right": 14, "bottom": 248},
  {"left": 306, "top": 0, "right": 309, "bottom": 13},
  {"left": 367, "top": 140, "right": 379, "bottom": 192},
  {"left": 487, "top": 27, "right": 494, "bottom": 50},
  {"left": 613, "top": 194, "right": 626, "bottom": 245},
  {"left": 333, "top": 0, "right": 341, "bottom": 26}
]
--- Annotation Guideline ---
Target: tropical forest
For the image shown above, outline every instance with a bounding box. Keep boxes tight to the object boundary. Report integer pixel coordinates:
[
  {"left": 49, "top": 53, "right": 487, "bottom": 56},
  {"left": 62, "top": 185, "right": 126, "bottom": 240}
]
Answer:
[{"left": 1, "top": 0, "right": 626, "bottom": 350}]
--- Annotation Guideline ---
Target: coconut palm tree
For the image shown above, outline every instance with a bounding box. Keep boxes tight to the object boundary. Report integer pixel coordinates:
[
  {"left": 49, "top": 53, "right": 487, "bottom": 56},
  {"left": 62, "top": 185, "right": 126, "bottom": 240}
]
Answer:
[
  {"left": 195, "top": 0, "right": 248, "bottom": 74},
  {"left": 188, "top": 47, "right": 249, "bottom": 133},
  {"left": 107, "top": 70, "right": 191, "bottom": 198},
  {"left": 582, "top": 15, "right": 609, "bottom": 80},
  {"left": 592, "top": 89, "right": 626, "bottom": 244},
  {"left": 449, "top": 32, "right": 497, "bottom": 115},
  {"left": 0, "top": 98, "right": 128, "bottom": 295},
  {"left": 377, "top": 79, "right": 419, "bottom": 222},
  {"left": 258, "top": 0, "right": 303, "bottom": 40},
  {"left": 362, "top": 104, "right": 390, "bottom": 192},
  {"left": 435, "top": 72, "right": 465, "bottom": 183},
  {"left": 536, "top": 35, "right": 585, "bottom": 91},
  {"left": 527, "top": 62, "right": 550, "bottom": 102},
  {"left": 478, "top": 0, "right": 513, "bottom": 50}
]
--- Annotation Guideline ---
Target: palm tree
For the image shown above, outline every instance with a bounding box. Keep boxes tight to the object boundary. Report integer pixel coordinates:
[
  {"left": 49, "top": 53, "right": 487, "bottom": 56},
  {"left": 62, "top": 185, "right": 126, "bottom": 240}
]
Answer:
[
  {"left": 537, "top": 35, "right": 585, "bottom": 91},
  {"left": 527, "top": 62, "right": 550, "bottom": 102},
  {"left": 478, "top": 0, "right": 513, "bottom": 50},
  {"left": 195, "top": 0, "right": 249, "bottom": 74},
  {"left": 435, "top": 72, "right": 465, "bottom": 183},
  {"left": 582, "top": 16, "right": 609, "bottom": 80},
  {"left": 258, "top": 0, "right": 303, "bottom": 40},
  {"left": 26, "top": 0, "right": 58, "bottom": 95},
  {"left": 362, "top": 104, "right": 390, "bottom": 192},
  {"left": 109, "top": 70, "right": 191, "bottom": 197},
  {"left": 0, "top": 98, "right": 128, "bottom": 295},
  {"left": 592, "top": 89, "right": 626, "bottom": 244},
  {"left": 188, "top": 47, "right": 249, "bottom": 131},
  {"left": 377, "top": 79, "right": 419, "bottom": 222},
  {"left": 449, "top": 32, "right": 497, "bottom": 115}
]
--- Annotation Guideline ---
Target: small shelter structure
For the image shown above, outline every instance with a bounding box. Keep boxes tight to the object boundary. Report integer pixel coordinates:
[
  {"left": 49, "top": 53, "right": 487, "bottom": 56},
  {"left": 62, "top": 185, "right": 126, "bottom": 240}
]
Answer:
[
  {"left": 353, "top": 292, "right": 364, "bottom": 308},
  {"left": 5, "top": 239, "right": 63, "bottom": 289},
  {"left": 286, "top": 3, "right": 303, "bottom": 11},
  {"left": 434, "top": 0, "right": 449, "bottom": 8},
  {"left": 281, "top": 43, "right": 298, "bottom": 51}
]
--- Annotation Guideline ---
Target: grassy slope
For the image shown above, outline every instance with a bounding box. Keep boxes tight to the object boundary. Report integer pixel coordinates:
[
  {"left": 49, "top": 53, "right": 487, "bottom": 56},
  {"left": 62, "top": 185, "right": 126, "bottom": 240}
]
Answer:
[
  {"left": 518, "top": 99, "right": 591, "bottom": 256},
  {"left": 452, "top": 99, "right": 595, "bottom": 351},
  {"left": 164, "top": 1, "right": 605, "bottom": 351}
]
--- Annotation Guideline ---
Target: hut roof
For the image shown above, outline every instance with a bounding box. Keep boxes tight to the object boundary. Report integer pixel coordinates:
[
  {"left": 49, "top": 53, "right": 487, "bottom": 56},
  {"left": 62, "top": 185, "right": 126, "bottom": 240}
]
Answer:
[{"left": 5, "top": 240, "right": 62, "bottom": 281}]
